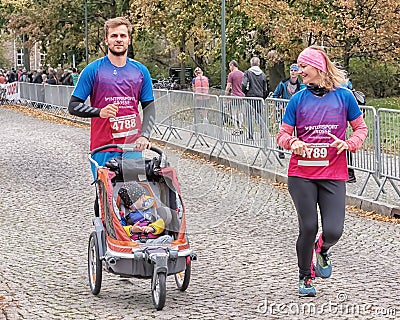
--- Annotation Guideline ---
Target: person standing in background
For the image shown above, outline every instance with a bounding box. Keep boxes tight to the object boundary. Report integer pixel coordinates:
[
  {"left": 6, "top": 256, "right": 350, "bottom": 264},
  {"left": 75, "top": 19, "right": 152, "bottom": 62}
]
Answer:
[
  {"left": 242, "top": 57, "right": 269, "bottom": 140},
  {"left": 272, "top": 64, "right": 304, "bottom": 100},
  {"left": 225, "top": 60, "right": 245, "bottom": 135},
  {"left": 33, "top": 69, "right": 43, "bottom": 83},
  {"left": 192, "top": 67, "right": 210, "bottom": 125},
  {"left": 0, "top": 71, "right": 6, "bottom": 84},
  {"left": 272, "top": 63, "right": 305, "bottom": 158},
  {"left": 71, "top": 68, "right": 79, "bottom": 86}
]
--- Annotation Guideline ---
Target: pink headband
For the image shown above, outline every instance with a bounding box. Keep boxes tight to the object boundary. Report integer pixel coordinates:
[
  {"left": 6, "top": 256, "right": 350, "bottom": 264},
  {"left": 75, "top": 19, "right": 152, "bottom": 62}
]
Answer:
[{"left": 297, "top": 47, "right": 327, "bottom": 73}]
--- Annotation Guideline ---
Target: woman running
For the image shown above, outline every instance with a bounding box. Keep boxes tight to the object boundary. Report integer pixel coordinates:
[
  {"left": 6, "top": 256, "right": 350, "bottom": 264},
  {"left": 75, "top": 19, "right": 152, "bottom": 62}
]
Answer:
[{"left": 277, "top": 46, "right": 368, "bottom": 296}]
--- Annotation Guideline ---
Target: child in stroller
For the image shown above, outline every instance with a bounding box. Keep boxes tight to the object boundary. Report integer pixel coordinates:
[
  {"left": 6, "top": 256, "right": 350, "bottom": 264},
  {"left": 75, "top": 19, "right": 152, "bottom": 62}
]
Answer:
[{"left": 118, "top": 182, "right": 172, "bottom": 244}]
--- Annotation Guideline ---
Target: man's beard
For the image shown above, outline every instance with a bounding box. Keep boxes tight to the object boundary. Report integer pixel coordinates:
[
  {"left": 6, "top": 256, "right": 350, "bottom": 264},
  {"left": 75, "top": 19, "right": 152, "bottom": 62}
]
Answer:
[{"left": 108, "top": 47, "right": 127, "bottom": 56}]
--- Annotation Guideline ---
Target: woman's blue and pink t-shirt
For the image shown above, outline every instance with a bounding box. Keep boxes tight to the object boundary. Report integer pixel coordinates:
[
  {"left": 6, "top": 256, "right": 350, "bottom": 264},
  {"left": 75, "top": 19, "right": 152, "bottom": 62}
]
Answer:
[{"left": 282, "top": 87, "right": 362, "bottom": 180}]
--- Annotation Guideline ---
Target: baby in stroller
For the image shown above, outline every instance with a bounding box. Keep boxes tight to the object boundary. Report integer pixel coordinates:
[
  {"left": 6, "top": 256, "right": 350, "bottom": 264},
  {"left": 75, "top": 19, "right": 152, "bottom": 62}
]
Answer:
[{"left": 118, "top": 182, "right": 172, "bottom": 244}]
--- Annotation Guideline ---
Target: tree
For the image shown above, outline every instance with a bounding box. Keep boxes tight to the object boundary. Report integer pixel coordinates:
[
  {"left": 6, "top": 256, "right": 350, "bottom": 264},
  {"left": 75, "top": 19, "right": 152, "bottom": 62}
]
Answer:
[
  {"left": 295, "top": 0, "right": 400, "bottom": 70},
  {"left": 6, "top": 0, "right": 133, "bottom": 68}
]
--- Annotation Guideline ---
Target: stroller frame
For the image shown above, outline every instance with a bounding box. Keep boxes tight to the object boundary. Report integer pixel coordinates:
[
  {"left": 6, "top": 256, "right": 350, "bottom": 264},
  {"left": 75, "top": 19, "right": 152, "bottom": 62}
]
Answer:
[{"left": 87, "top": 144, "right": 196, "bottom": 310}]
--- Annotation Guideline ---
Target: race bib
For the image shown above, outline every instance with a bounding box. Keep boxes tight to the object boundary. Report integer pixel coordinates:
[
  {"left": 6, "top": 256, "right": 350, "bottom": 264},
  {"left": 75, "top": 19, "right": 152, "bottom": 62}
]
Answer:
[
  {"left": 297, "top": 143, "right": 329, "bottom": 167},
  {"left": 110, "top": 114, "right": 139, "bottom": 139}
]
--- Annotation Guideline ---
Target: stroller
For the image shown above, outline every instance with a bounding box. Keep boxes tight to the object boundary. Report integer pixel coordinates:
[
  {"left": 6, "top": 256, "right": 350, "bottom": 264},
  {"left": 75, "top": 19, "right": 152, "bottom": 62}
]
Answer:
[{"left": 88, "top": 144, "right": 196, "bottom": 310}]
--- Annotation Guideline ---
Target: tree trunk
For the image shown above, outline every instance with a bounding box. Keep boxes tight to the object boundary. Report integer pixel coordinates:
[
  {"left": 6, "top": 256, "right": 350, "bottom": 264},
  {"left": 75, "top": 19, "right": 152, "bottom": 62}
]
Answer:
[{"left": 268, "top": 61, "right": 285, "bottom": 93}]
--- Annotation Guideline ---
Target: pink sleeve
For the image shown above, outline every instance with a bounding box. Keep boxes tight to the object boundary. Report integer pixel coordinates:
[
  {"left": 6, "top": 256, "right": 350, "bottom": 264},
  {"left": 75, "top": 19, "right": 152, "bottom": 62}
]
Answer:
[
  {"left": 345, "top": 115, "right": 368, "bottom": 152},
  {"left": 277, "top": 122, "right": 298, "bottom": 150}
]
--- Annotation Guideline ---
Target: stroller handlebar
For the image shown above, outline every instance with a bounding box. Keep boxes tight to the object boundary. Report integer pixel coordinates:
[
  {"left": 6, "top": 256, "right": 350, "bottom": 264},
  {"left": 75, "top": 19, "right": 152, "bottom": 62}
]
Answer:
[
  {"left": 89, "top": 143, "right": 168, "bottom": 177},
  {"left": 90, "top": 144, "right": 163, "bottom": 157}
]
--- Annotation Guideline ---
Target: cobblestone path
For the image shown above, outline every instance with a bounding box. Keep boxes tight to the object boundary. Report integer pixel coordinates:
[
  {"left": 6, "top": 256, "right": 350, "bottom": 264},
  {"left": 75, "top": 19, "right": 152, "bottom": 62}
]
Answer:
[{"left": 0, "top": 107, "right": 399, "bottom": 319}]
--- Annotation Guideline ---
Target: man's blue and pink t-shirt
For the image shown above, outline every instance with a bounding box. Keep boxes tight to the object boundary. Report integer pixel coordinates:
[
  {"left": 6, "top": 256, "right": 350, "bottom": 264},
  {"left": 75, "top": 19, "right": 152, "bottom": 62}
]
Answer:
[{"left": 72, "top": 56, "right": 154, "bottom": 151}]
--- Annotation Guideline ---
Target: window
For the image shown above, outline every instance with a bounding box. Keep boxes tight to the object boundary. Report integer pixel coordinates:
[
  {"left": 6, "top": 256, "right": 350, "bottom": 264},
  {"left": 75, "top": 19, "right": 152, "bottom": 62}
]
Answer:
[
  {"left": 40, "top": 52, "right": 46, "bottom": 67},
  {"left": 17, "top": 49, "right": 24, "bottom": 66}
]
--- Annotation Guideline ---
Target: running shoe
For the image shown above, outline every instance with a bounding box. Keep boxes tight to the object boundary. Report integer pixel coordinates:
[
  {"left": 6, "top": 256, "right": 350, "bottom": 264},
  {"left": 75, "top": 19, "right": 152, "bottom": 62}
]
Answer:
[
  {"left": 314, "top": 249, "right": 332, "bottom": 278},
  {"left": 299, "top": 276, "right": 316, "bottom": 297}
]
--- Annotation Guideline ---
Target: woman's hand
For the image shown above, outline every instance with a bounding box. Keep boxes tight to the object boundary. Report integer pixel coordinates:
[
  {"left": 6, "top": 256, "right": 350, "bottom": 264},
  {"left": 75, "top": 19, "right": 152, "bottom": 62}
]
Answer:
[
  {"left": 328, "top": 133, "right": 349, "bottom": 155},
  {"left": 291, "top": 140, "right": 311, "bottom": 158}
]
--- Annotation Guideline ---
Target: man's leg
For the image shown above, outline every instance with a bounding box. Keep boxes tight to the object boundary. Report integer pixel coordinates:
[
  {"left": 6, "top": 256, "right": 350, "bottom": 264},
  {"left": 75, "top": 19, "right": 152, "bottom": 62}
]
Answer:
[
  {"left": 255, "top": 102, "right": 266, "bottom": 138},
  {"left": 247, "top": 101, "right": 254, "bottom": 139}
]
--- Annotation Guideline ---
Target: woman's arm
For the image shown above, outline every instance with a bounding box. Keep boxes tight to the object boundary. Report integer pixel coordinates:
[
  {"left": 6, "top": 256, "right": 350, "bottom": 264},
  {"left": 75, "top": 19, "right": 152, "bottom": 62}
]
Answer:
[
  {"left": 345, "top": 115, "right": 368, "bottom": 152},
  {"left": 277, "top": 122, "right": 299, "bottom": 150}
]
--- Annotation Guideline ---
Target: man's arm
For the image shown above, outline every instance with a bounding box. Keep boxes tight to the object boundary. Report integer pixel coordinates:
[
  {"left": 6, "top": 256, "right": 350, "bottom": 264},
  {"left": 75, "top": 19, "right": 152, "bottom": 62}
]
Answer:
[
  {"left": 263, "top": 76, "right": 269, "bottom": 99},
  {"left": 272, "top": 82, "right": 283, "bottom": 98},
  {"left": 241, "top": 71, "right": 249, "bottom": 94},
  {"left": 68, "top": 95, "right": 100, "bottom": 117},
  {"left": 225, "top": 82, "right": 232, "bottom": 95},
  {"left": 140, "top": 100, "right": 155, "bottom": 139}
]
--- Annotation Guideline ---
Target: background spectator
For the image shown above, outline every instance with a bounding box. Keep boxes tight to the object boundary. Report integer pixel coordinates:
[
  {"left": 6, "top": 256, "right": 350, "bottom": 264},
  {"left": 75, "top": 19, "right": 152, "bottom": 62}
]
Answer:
[
  {"left": 242, "top": 57, "right": 269, "bottom": 140},
  {"left": 71, "top": 68, "right": 79, "bottom": 86},
  {"left": 33, "top": 69, "right": 43, "bottom": 83},
  {"left": 225, "top": 60, "right": 245, "bottom": 135},
  {"left": 60, "top": 69, "right": 73, "bottom": 86}
]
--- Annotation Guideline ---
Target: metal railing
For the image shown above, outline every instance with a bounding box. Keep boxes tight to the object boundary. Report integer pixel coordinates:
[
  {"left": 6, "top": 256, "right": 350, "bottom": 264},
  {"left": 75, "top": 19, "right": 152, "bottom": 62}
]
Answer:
[{"left": 11, "top": 82, "right": 400, "bottom": 204}]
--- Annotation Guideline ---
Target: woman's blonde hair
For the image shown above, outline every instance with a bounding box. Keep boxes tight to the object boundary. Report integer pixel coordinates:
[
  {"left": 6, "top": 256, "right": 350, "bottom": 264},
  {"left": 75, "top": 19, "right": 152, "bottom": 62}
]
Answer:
[
  {"left": 104, "top": 17, "right": 132, "bottom": 38},
  {"left": 309, "top": 45, "right": 347, "bottom": 91}
]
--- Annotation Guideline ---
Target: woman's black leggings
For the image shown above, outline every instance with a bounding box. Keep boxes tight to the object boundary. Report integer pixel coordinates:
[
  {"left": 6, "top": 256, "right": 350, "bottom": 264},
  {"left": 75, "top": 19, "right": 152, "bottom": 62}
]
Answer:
[{"left": 288, "top": 176, "right": 346, "bottom": 277}]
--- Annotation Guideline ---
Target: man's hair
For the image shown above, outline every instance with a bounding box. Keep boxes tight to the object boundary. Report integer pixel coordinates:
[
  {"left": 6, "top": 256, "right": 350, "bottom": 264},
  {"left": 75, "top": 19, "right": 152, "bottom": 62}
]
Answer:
[
  {"left": 104, "top": 17, "right": 132, "bottom": 38},
  {"left": 250, "top": 57, "right": 260, "bottom": 67},
  {"left": 229, "top": 60, "right": 238, "bottom": 68}
]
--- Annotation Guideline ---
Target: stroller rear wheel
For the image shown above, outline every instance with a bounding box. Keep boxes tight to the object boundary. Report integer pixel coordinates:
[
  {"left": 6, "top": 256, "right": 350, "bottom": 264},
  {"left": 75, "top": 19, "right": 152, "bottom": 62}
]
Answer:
[
  {"left": 151, "top": 272, "right": 166, "bottom": 311},
  {"left": 88, "top": 231, "right": 102, "bottom": 295},
  {"left": 174, "top": 258, "right": 191, "bottom": 291}
]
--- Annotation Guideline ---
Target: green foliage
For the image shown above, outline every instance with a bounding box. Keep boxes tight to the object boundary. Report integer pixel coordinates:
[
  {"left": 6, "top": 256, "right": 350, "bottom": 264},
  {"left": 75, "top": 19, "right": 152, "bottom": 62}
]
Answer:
[
  {"left": 367, "top": 97, "right": 400, "bottom": 111},
  {"left": 2, "top": 0, "right": 400, "bottom": 91},
  {"left": 349, "top": 58, "right": 400, "bottom": 98},
  {"left": 0, "top": 45, "right": 12, "bottom": 68}
]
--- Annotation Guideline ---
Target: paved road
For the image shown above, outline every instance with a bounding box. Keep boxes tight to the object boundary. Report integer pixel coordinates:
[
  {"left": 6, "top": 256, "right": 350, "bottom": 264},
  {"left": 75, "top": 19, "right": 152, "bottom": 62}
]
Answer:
[{"left": 0, "top": 106, "right": 399, "bottom": 320}]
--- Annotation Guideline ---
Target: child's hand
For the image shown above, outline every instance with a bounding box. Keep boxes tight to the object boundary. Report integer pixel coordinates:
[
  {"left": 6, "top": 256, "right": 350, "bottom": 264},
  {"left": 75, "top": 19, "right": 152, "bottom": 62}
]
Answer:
[
  {"left": 130, "top": 222, "right": 143, "bottom": 233},
  {"left": 142, "top": 225, "right": 155, "bottom": 234}
]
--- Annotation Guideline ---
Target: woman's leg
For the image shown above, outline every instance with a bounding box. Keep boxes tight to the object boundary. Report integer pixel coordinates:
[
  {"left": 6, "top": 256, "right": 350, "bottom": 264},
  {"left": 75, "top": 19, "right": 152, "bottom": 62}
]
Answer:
[
  {"left": 288, "top": 176, "right": 319, "bottom": 277},
  {"left": 317, "top": 180, "right": 346, "bottom": 251}
]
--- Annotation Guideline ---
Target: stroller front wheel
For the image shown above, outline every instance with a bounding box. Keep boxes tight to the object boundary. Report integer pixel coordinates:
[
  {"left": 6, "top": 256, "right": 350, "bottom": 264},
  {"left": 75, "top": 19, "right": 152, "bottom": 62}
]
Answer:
[
  {"left": 88, "top": 231, "right": 102, "bottom": 295},
  {"left": 174, "top": 259, "right": 191, "bottom": 291},
  {"left": 151, "top": 272, "right": 166, "bottom": 311}
]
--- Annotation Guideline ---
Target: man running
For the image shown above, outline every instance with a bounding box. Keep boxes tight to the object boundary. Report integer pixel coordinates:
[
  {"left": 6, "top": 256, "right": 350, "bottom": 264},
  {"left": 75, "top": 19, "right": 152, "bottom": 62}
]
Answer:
[{"left": 68, "top": 16, "right": 155, "bottom": 215}]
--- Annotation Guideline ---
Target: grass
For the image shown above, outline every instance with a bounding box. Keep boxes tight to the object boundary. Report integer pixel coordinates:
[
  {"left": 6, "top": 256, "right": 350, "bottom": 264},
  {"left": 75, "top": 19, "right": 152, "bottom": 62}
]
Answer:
[{"left": 367, "top": 97, "right": 400, "bottom": 110}]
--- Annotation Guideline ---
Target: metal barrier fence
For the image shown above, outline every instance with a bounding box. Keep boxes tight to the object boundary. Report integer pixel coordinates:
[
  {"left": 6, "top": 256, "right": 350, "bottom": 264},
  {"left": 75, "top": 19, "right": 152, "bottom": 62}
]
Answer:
[
  {"left": 14, "top": 82, "right": 400, "bottom": 203},
  {"left": 346, "top": 106, "right": 381, "bottom": 196},
  {"left": 376, "top": 108, "right": 400, "bottom": 200}
]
